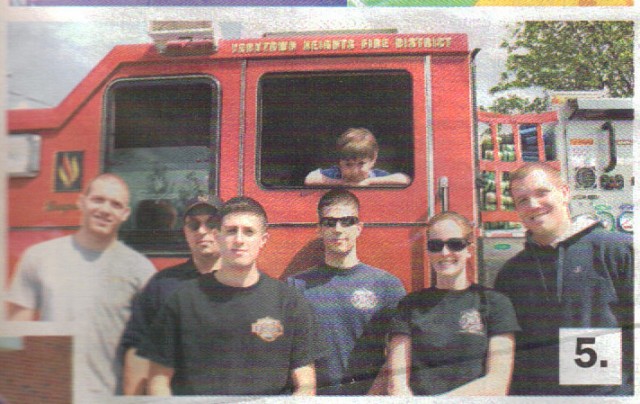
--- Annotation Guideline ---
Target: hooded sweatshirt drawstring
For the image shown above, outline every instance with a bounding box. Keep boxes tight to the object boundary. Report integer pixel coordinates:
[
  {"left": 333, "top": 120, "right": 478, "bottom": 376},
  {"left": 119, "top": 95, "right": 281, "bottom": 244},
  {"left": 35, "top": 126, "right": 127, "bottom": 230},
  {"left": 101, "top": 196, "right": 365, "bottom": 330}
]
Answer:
[
  {"left": 533, "top": 254, "right": 550, "bottom": 302},
  {"left": 556, "top": 246, "right": 564, "bottom": 304},
  {"left": 527, "top": 218, "right": 599, "bottom": 305}
]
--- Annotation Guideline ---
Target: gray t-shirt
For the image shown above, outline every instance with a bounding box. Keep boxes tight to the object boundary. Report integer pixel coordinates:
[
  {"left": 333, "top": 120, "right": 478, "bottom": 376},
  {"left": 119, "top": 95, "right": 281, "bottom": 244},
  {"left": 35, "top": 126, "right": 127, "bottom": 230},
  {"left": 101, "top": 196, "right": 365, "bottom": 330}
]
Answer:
[{"left": 6, "top": 235, "right": 155, "bottom": 398}]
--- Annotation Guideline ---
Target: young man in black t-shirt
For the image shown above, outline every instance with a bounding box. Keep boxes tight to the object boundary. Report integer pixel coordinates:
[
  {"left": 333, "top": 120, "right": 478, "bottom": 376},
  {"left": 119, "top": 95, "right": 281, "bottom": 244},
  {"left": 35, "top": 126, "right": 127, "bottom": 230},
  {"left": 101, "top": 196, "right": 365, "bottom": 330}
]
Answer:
[{"left": 140, "top": 196, "right": 324, "bottom": 396}]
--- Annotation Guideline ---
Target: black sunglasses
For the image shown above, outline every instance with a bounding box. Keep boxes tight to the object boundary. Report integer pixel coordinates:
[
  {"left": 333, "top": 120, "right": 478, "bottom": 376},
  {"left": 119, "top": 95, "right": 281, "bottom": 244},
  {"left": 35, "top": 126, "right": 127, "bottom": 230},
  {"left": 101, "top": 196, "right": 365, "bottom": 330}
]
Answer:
[
  {"left": 320, "top": 216, "right": 359, "bottom": 227},
  {"left": 185, "top": 218, "right": 217, "bottom": 232},
  {"left": 427, "top": 238, "right": 470, "bottom": 253}
]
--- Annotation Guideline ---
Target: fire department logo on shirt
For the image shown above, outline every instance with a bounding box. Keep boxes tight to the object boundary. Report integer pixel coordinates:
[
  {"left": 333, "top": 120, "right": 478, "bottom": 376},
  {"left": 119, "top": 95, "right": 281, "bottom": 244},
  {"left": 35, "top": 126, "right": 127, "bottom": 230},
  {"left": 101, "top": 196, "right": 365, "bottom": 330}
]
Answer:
[
  {"left": 458, "top": 309, "right": 484, "bottom": 335},
  {"left": 350, "top": 288, "right": 378, "bottom": 310},
  {"left": 251, "top": 316, "right": 284, "bottom": 342}
]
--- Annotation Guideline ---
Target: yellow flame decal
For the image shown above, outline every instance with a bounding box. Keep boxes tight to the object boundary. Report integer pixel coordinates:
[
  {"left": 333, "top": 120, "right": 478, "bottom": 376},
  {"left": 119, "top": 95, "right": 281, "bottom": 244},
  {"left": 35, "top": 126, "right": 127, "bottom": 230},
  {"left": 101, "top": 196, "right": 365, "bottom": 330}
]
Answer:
[{"left": 59, "top": 153, "right": 80, "bottom": 188}]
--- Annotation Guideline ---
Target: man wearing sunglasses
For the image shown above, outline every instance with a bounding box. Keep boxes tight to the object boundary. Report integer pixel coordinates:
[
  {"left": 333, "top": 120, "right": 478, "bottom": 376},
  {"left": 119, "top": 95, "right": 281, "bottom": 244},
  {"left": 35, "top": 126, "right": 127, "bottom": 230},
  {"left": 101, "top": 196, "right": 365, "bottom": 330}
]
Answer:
[
  {"left": 121, "top": 194, "right": 222, "bottom": 395},
  {"left": 494, "top": 163, "right": 633, "bottom": 396},
  {"left": 288, "top": 189, "right": 406, "bottom": 395}
]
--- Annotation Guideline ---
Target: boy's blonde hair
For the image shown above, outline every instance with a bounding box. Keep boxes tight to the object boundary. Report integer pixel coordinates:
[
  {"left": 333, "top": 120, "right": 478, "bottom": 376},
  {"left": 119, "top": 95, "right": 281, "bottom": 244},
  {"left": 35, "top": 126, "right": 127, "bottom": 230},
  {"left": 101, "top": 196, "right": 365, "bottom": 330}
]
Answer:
[{"left": 336, "top": 128, "right": 379, "bottom": 160}]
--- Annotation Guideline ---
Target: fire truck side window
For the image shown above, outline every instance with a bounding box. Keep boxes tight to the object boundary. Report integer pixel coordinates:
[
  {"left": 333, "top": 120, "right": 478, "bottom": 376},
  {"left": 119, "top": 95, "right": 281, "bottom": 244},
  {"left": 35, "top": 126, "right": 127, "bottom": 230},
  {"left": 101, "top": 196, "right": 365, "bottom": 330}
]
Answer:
[
  {"left": 105, "top": 77, "right": 218, "bottom": 253},
  {"left": 519, "top": 123, "right": 557, "bottom": 162},
  {"left": 258, "top": 71, "right": 414, "bottom": 188}
]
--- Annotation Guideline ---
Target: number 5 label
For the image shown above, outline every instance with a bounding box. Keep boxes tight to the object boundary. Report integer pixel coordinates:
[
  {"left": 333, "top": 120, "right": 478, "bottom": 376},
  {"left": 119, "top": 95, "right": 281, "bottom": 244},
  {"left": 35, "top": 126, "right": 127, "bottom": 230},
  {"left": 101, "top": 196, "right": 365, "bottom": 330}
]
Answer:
[{"left": 559, "top": 328, "right": 622, "bottom": 385}]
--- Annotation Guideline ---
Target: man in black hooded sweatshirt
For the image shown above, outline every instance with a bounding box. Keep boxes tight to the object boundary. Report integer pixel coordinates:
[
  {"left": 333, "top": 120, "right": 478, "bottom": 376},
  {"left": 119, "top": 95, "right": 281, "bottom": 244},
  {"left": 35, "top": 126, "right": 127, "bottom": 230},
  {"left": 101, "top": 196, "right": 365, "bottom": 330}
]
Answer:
[{"left": 494, "top": 163, "right": 633, "bottom": 396}]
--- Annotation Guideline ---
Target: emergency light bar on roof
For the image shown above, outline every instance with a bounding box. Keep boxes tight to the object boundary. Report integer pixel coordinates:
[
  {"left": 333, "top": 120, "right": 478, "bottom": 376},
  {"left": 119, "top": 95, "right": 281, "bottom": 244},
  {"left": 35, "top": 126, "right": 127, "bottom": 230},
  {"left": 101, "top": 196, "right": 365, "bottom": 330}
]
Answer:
[{"left": 149, "top": 20, "right": 216, "bottom": 54}]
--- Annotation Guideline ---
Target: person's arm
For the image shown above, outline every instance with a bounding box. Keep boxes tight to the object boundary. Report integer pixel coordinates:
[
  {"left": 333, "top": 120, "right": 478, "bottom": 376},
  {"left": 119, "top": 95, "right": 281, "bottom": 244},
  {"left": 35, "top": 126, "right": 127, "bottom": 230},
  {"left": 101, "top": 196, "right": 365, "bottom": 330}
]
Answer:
[
  {"left": 137, "top": 285, "right": 180, "bottom": 397},
  {"left": 609, "top": 235, "right": 634, "bottom": 392},
  {"left": 387, "top": 334, "right": 413, "bottom": 396},
  {"left": 121, "top": 277, "right": 155, "bottom": 395},
  {"left": 6, "top": 249, "right": 41, "bottom": 321},
  {"left": 445, "top": 333, "right": 515, "bottom": 396},
  {"left": 147, "top": 360, "right": 174, "bottom": 396},
  {"left": 123, "top": 348, "right": 150, "bottom": 395},
  {"left": 366, "top": 360, "right": 388, "bottom": 395},
  {"left": 291, "top": 364, "right": 316, "bottom": 396},
  {"left": 6, "top": 302, "right": 37, "bottom": 321},
  {"left": 368, "top": 292, "right": 406, "bottom": 395},
  {"left": 304, "top": 169, "right": 347, "bottom": 186},
  {"left": 359, "top": 173, "right": 411, "bottom": 186}
]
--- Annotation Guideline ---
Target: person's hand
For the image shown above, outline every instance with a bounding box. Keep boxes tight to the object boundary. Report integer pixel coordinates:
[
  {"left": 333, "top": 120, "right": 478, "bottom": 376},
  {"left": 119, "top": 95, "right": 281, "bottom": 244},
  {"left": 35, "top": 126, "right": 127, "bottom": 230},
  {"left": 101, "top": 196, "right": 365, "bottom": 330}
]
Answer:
[
  {"left": 345, "top": 178, "right": 371, "bottom": 186},
  {"left": 388, "top": 385, "right": 413, "bottom": 396}
]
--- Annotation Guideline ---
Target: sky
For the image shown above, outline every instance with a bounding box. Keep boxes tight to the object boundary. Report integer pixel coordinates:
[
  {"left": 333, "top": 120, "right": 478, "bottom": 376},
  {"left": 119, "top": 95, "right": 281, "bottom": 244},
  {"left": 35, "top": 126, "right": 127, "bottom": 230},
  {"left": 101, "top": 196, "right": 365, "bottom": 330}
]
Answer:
[{"left": 4, "top": 6, "right": 632, "bottom": 110}]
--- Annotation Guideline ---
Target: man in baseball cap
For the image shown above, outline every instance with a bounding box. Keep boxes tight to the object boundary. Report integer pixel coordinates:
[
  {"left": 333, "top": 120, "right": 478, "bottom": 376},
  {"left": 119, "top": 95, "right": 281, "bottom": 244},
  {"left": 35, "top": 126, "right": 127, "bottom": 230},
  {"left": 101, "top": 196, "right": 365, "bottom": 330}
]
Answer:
[{"left": 121, "top": 193, "right": 222, "bottom": 395}]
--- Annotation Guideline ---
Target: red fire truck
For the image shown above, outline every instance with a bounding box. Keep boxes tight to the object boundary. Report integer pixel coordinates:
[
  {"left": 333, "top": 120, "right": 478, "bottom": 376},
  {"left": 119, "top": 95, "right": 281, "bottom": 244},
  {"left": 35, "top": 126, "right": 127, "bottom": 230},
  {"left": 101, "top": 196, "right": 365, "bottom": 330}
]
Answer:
[{"left": 4, "top": 22, "right": 572, "bottom": 292}]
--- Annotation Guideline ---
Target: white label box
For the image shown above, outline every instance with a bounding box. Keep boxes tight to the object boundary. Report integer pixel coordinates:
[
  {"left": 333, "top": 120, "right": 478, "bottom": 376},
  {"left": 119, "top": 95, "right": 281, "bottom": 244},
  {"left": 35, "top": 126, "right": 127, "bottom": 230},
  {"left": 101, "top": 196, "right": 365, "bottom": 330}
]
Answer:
[{"left": 559, "top": 328, "right": 622, "bottom": 385}]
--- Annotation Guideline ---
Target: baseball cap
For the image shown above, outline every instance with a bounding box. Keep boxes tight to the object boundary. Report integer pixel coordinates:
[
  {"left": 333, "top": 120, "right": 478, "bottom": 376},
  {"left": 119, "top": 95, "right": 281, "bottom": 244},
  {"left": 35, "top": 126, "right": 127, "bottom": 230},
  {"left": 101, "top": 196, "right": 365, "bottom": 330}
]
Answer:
[{"left": 183, "top": 194, "right": 222, "bottom": 218}]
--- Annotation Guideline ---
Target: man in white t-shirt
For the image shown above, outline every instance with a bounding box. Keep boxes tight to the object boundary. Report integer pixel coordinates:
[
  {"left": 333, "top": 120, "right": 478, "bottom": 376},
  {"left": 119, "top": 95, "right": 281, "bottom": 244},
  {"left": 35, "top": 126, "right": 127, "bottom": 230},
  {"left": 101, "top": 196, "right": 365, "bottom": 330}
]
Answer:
[{"left": 6, "top": 173, "right": 155, "bottom": 398}]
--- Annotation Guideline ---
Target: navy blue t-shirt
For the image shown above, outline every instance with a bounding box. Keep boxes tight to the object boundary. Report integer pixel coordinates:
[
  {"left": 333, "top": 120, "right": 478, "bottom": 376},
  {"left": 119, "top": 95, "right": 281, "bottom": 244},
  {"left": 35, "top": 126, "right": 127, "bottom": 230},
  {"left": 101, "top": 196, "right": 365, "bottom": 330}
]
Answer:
[{"left": 288, "top": 263, "right": 406, "bottom": 394}]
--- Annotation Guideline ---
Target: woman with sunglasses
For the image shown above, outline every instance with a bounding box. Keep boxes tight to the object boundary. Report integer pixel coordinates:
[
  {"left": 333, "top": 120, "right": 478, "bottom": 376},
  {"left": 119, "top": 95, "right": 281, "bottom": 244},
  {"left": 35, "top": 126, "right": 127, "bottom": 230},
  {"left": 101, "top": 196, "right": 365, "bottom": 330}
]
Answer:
[{"left": 387, "top": 212, "right": 520, "bottom": 396}]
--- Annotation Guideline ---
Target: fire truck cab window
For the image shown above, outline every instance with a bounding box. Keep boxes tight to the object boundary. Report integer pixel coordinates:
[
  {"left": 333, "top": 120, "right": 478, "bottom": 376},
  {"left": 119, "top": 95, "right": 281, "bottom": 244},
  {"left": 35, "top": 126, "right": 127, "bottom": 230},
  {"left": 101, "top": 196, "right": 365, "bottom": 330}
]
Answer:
[
  {"left": 105, "top": 77, "right": 218, "bottom": 252},
  {"left": 258, "top": 71, "right": 414, "bottom": 188}
]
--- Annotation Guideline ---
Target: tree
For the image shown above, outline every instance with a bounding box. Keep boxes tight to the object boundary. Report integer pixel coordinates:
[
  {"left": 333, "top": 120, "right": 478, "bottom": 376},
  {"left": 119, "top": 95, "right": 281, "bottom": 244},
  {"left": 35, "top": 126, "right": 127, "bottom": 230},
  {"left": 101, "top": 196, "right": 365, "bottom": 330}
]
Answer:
[
  {"left": 491, "top": 21, "right": 633, "bottom": 101},
  {"left": 480, "top": 94, "right": 549, "bottom": 115}
]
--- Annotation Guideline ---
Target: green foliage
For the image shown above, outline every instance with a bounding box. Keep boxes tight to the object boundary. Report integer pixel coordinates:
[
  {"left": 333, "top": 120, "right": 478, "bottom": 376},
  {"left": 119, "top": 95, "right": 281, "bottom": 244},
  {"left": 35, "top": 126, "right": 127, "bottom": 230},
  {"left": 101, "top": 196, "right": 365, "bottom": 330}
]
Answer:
[
  {"left": 480, "top": 94, "right": 550, "bottom": 115},
  {"left": 491, "top": 21, "right": 633, "bottom": 98}
]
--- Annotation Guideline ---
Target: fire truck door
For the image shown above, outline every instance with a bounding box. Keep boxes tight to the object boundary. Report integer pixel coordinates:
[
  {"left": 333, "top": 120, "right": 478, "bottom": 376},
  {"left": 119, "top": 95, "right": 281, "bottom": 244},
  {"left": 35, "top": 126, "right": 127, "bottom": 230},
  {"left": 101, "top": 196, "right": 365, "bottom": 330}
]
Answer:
[{"left": 240, "top": 56, "right": 430, "bottom": 288}]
